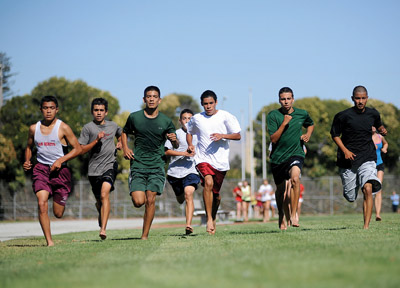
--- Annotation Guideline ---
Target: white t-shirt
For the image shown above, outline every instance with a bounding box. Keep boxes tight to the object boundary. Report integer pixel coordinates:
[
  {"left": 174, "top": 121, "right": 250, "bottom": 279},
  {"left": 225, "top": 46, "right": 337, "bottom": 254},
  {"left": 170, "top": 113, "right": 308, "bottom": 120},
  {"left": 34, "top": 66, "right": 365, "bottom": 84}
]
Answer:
[
  {"left": 186, "top": 110, "right": 241, "bottom": 171},
  {"left": 165, "top": 128, "right": 198, "bottom": 178},
  {"left": 258, "top": 183, "right": 274, "bottom": 202}
]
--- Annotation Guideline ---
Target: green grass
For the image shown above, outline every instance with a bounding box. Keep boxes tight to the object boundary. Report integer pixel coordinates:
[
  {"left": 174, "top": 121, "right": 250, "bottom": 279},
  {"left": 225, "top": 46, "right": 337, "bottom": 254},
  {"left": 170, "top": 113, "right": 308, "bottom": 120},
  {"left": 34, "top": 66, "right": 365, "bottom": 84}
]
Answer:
[{"left": 1, "top": 214, "right": 400, "bottom": 288}]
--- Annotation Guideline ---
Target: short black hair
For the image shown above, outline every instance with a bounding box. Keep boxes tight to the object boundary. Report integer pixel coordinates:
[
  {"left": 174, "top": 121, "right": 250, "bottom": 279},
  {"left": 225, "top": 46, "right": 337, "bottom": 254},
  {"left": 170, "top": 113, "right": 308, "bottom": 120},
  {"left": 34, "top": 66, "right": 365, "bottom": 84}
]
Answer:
[
  {"left": 200, "top": 90, "right": 217, "bottom": 104},
  {"left": 278, "top": 87, "right": 294, "bottom": 98},
  {"left": 91, "top": 98, "right": 108, "bottom": 112},
  {"left": 40, "top": 95, "right": 58, "bottom": 108},
  {"left": 352, "top": 85, "right": 368, "bottom": 96},
  {"left": 180, "top": 108, "right": 194, "bottom": 119},
  {"left": 144, "top": 86, "right": 161, "bottom": 98}
]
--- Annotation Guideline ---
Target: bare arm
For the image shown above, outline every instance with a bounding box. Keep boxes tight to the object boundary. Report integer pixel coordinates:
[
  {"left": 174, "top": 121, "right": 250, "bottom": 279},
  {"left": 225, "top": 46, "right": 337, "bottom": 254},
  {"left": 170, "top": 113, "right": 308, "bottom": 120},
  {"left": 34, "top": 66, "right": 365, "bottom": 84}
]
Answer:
[
  {"left": 381, "top": 136, "right": 388, "bottom": 154},
  {"left": 270, "top": 115, "right": 292, "bottom": 144},
  {"left": 301, "top": 125, "right": 314, "bottom": 143},
  {"left": 23, "top": 124, "right": 36, "bottom": 171},
  {"left": 187, "top": 133, "right": 195, "bottom": 153},
  {"left": 377, "top": 125, "right": 387, "bottom": 136},
  {"left": 165, "top": 149, "right": 194, "bottom": 157},
  {"left": 166, "top": 133, "right": 179, "bottom": 149},
  {"left": 210, "top": 132, "right": 241, "bottom": 142},
  {"left": 332, "top": 136, "right": 356, "bottom": 161},
  {"left": 80, "top": 131, "right": 105, "bottom": 155},
  {"left": 51, "top": 123, "right": 82, "bottom": 172},
  {"left": 121, "top": 132, "right": 134, "bottom": 160}
]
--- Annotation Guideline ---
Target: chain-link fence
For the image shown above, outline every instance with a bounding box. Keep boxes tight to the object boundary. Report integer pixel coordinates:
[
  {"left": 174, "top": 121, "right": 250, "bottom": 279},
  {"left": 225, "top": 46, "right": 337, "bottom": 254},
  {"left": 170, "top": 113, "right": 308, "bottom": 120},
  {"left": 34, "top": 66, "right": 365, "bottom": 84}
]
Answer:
[{"left": 1, "top": 175, "right": 399, "bottom": 221}]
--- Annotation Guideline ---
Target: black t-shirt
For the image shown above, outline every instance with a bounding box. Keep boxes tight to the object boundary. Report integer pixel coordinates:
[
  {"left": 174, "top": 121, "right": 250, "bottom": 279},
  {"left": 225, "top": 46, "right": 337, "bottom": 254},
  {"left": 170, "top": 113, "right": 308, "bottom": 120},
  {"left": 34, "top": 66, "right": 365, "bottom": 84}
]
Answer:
[{"left": 330, "top": 106, "right": 382, "bottom": 168}]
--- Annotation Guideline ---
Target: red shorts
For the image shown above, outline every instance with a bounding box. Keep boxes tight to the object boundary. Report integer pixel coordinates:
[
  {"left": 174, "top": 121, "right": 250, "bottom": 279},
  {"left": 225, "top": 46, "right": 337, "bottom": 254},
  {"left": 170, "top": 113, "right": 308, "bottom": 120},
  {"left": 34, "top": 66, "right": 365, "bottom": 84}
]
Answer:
[
  {"left": 32, "top": 162, "right": 72, "bottom": 206},
  {"left": 196, "top": 163, "right": 226, "bottom": 194}
]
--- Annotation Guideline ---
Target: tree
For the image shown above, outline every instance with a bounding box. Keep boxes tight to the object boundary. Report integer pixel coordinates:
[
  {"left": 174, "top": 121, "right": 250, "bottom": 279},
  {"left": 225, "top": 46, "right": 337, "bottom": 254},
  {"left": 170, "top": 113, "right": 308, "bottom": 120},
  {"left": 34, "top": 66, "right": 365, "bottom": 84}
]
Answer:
[{"left": 0, "top": 52, "right": 16, "bottom": 106}]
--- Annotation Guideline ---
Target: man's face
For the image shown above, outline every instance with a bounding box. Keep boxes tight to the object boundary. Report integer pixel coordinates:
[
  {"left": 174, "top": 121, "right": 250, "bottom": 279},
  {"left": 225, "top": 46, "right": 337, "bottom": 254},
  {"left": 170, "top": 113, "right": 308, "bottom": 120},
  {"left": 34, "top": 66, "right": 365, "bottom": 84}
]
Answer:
[
  {"left": 352, "top": 92, "right": 368, "bottom": 111},
  {"left": 201, "top": 96, "right": 217, "bottom": 116},
  {"left": 279, "top": 92, "right": 294, "bottom": 112},
  {"left": 179, "top": 112, "right": 193, "bottom": 131},
  {"left": 143, "top": 90, "right": 161, "bottom": 109},
  {"left": 92, "top": 104, "right": 108, "bottom": 123},
  {"left": 40, "top": 101, "right": 58, "bottom": 121}
]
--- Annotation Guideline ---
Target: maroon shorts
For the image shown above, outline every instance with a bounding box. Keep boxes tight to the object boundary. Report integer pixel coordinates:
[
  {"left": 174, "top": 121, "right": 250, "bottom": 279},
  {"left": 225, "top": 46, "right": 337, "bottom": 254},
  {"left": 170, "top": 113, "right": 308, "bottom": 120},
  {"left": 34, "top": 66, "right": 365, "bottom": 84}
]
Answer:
[
  {"left": 196, "top": 163, "right": 226, "bottom": 194},
  {"left": 32, "top": 162, "right": 72, "bottom": 206}
]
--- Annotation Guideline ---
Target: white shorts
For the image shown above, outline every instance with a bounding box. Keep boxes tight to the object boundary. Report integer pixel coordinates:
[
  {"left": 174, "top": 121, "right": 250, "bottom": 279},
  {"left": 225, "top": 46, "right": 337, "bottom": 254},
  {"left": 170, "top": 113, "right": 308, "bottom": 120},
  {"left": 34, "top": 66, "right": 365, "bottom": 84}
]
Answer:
[{"left": 339, "top": 161, "right": 381, "bottom": 202}]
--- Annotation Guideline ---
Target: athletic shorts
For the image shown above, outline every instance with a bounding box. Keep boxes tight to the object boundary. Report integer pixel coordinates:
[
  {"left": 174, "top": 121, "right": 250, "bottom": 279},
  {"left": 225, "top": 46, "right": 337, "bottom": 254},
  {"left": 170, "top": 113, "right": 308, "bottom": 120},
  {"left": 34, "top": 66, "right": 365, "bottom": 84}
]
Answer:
[
  {"left": 196, "top": 162, "right": 227, "bottom": 194},
  {"left": 167, "top": 173, "right": 200, "bottom": 197},
  {"left": 376, "top": 163, "right": 384, "bottom": 172},
  {"left": 88, "top": 162, "right": 118, "bottom": 199},
  {"left": 128, "top": 167, "right": 165, "bottom": 195},
  {"left": 32, "top": 162, "right": 72, "bottom": 206},
  {"left": 271, "top": 156, "right": 304, "bottom": 185},
  {"left": 339, "top": 161, "right": 381, "bottom": 202}
]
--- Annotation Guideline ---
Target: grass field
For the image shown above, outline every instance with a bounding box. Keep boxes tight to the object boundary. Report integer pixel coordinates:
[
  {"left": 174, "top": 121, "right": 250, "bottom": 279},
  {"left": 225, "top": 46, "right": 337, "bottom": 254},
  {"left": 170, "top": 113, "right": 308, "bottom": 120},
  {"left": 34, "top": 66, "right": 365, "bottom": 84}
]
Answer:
[{"left": 1, "top": 214, "right": 399, "bottom": 288}]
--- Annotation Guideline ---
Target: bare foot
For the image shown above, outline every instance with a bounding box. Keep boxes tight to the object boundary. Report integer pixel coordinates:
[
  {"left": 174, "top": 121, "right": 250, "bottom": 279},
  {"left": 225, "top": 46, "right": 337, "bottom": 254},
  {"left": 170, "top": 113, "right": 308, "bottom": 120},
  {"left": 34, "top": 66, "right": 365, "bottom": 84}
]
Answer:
[
  {"left": 47, "top": 241, "right": 55, "bottom": 247},
  {"left": 141, "top": 236, "right": 148, "bottom": 240},
  {"left": 99, "top": 230, "right": 107, "bottom": 240},
  {"left": 206, "top": 220, "right": 215, "bottom": 235},
  {"left": 185, "top": 226, "right": 193, "bottom": 235}
]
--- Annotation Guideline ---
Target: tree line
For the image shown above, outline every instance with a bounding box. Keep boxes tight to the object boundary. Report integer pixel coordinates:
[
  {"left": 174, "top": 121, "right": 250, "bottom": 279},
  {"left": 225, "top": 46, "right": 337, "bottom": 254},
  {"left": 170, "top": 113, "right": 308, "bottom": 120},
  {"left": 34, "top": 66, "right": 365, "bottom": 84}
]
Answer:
[{"left": 1, "top": 77, "right": 399, "bottom": 196}]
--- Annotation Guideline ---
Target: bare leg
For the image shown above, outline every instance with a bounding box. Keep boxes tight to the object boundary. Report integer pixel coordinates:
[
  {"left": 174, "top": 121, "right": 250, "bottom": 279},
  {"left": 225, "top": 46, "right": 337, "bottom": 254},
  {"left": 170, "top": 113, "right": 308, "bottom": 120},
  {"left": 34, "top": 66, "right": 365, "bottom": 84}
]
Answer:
[
  {"left": 263, "top": 201, "right": 270, "bottom": 222},
  {"left": 99, "top": 182, "right": 111, "bottom": 239},
  {"left": 243, "top": 202, "right": 249, "bottom": 222},
  {"left": 375, "top": 170, "right": 384, "bottom": 221},
  {"left": 236, "top": 201, "right": 242, "bottom": 220},
  {"left": 211, "top": 193, "right": 221, "bottom": 234},
  {"left": 36, "top": 190, "right": 54, "bottom": 246},
  {"left": 283, "top": 180, "right": 291, "bottom": 226},
  {"left": 275, "top": 182, "right": 287, "bottom": 230},
  {"left": 289, "top": 167, "right": 301, "bottom": 227},
  {"left": 184, "top": 185, "right": 195, "bottom": 234},
  {"left": 203, "top": 175, "right": 215, "bottom": 234},
  {"left": 362, "top": 183, "right": 373, "bottom": 229}
]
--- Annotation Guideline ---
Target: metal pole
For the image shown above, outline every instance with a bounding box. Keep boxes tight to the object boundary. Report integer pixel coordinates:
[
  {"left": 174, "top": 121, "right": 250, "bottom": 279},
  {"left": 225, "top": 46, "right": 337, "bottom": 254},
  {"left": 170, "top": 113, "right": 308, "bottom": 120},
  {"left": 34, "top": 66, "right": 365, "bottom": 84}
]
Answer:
[
  {"left": 241, "top": 109, "right": 245, "bottom": 180},
  {"left": 262, "top": 112, "right": 267, "bottom": 180},
  {"left": 330, "top": 176, "right": 334, "bottom": 215},
  {"left": 249, "top": 89, "right": 254, "bottom": 218}
]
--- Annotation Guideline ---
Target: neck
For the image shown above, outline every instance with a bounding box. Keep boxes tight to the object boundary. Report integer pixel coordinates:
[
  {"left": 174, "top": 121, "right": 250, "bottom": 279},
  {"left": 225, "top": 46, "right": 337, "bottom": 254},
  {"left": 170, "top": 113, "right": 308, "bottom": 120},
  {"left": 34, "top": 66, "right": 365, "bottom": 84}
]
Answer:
[
  {"left": 144, "top": 108, "right": 159, "bottom": 118},
  {"left": 41, "top": 118, "right": 57, "bottom": 127},
  {"left": 280, "top": 107, "right": 294, "bottom": 114}
]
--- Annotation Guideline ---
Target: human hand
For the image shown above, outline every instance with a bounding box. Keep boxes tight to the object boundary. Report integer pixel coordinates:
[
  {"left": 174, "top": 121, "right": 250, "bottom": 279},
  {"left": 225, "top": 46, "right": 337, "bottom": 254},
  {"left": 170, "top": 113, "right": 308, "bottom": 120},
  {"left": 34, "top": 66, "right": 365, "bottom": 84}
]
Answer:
[
  {"left": 23, "top": 161, "right": 32, "bottom": 171},
  {"left": 123, "top": 148, "right": 135, "bottom": 160},
  {"left": 283, "top": 115, "right": 292, "bottom": 125},
  {"left": 210, "top": 133, "right": 223, "bottom": 141},
  {"left": 344, "top": 149, "right": 356, "bottom": 161},
  {"left": 166, "top": 133, "right": 177, "bottom": 142},
  {"left": 50, "top": 159, "right": 63, "bottom": 172}
]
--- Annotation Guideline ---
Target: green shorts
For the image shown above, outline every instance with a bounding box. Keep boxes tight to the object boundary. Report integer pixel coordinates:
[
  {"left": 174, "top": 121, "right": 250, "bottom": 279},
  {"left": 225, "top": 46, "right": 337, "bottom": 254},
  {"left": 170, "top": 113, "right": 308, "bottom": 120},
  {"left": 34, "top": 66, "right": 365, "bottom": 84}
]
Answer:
[{"left": 128, "top": 167, "right": 166, "bottom": 195}]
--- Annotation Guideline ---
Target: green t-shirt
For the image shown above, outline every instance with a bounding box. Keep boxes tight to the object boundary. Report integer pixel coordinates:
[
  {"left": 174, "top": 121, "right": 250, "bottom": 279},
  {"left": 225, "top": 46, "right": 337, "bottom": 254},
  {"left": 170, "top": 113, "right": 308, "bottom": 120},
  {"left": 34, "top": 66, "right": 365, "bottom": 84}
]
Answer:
[
  {"left": 267, "top": 107, "right": 314, "bottom": 165},
  {"left": 123, "top": 110, "right": 176, "bottom": 169}
]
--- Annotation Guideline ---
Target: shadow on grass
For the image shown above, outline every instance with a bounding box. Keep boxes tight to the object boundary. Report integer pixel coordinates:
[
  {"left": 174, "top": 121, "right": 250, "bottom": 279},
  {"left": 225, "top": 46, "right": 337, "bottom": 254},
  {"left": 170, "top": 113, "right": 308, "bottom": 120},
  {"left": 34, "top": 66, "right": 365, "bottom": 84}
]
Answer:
[{"left": 6, "top": 244, "right": 44, "bottom": 247}]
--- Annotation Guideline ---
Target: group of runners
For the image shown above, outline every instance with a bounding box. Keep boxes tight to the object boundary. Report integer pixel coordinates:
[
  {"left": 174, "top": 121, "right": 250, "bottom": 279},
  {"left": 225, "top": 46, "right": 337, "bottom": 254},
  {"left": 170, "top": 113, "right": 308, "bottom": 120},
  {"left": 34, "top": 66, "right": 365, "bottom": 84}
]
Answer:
[{"left": 23, "top": 85, "right": 387, "bottom": 246}]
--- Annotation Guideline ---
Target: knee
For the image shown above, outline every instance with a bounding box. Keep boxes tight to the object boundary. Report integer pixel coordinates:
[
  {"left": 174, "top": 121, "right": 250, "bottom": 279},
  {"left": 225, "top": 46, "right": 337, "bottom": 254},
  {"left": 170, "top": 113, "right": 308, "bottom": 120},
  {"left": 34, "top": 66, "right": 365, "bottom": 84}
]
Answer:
[
  {"left": 131, "top": 197, "right": 144, "bottom": 208},
  {"left": 204, "top": 178, "right": 214, "bottom": 190},
  {"left": 37, "top": 200, "right": 48, "bottom": 214},
  {"left": 54, "top": 211, "right": 63, "bottom": 218},
  {"left": 291, "top": 177, "right": 300, "bottom": 187}
]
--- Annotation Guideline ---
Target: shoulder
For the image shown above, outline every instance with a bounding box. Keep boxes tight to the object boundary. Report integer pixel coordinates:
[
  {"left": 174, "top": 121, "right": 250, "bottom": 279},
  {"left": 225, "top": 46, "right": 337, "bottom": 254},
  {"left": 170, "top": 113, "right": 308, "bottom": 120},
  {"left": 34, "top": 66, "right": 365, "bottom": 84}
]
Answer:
[
  {"left": 365, "top": 107, "right": 380, "bottom": 116},
  {"left": 158, "top": 111, "right": 173, "bottom": 121},
  {"left": 293, "top": 107, "right": 309, "bottom": 115}
]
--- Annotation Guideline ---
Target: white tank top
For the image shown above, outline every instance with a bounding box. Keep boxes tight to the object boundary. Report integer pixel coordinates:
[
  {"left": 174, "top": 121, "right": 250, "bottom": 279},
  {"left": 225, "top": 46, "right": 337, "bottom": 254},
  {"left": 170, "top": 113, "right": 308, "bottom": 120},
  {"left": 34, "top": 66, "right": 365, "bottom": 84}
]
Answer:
[{"left": 35, "top": 119, "right": 66, "bottom": 165}]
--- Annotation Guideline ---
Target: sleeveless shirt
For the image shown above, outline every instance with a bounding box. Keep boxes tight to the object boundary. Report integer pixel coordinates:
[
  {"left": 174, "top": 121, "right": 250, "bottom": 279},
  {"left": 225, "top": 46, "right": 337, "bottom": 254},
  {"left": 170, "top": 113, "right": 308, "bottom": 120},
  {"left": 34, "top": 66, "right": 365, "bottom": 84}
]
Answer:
[{"left": 35, "top": 119, "right": 66, "bottom": 165}]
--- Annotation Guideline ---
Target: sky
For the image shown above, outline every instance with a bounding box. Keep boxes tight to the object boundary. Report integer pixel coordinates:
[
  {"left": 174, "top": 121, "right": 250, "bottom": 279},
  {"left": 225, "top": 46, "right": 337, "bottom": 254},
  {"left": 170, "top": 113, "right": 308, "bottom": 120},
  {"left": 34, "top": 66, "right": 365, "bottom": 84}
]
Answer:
[{"left": 2, "top": 0, "right": 400, "bottom": 128}]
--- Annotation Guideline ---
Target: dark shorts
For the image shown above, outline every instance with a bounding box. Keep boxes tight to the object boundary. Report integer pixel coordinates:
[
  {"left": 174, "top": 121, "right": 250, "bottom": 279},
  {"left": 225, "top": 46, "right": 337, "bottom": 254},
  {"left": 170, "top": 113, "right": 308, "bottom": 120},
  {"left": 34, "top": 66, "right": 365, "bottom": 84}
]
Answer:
[
  {"left": 196, "top": 163, "right": 226, "bottom": 194},
  {"left": 128, "top": 167, "right": 166, "bottom": 195},
  {"left": 271, "top": 156, "right": 304, "bottom": 186},
  {"left": 167, "top": 173, "right": 200, "bottom": 197},
  {"left": 88, "top": 162, "right": 118, "bottom": 200},
  {"left": 376, "top": 163, "right": 384, "bottom": 172},
  {"left": 32, "top": 162, "right": 72, "bottom": 206}
]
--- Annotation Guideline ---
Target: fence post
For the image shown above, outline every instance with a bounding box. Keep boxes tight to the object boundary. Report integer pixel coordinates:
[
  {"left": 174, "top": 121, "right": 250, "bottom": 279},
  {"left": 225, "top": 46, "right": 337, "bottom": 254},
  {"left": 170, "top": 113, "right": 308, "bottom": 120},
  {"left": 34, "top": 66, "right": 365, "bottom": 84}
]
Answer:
[
  {"left": 79, "top": 180, "right": 83, "bottom": 219},
  {"left": 330, "top": 176, "right": 334, "bottom": 215},
  {"left": 13, "top": 192, "right": 16, "bottom": 220}
]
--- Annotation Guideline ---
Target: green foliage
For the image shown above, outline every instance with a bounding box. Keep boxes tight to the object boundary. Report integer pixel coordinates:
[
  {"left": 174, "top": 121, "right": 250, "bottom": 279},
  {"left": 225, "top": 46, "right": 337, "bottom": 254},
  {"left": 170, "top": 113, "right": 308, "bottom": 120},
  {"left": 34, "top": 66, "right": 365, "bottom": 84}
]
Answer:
[{"left": 0, "top": 52, "right": 16, "bottom": 99}]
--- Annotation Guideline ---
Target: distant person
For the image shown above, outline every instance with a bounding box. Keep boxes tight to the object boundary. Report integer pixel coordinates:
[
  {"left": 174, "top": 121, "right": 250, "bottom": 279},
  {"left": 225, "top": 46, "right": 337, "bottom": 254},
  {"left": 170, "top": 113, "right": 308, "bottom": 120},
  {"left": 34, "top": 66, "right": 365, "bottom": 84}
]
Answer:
[
  {"left": 232, "top": 182, "right": 243, "bottom": 221},
  {"left": 23, "top": 96, "right": 82, "bottom": 246},
  {"left": 372, "top": 126, "right": 388, "bottom": 221},
  {"left": 258, "top": 179, "right": 274, "bottom": 222},
  {"left": 79, "top": 98, "right": 122, "bottom": 240},
  {"left": 240, "top": 180, "right": 252, "bottom": 222},
  {"left": 331, "top": 85, "right": 387, "bottom": 229},
  {"left": 121, "top": 86, "right": 178, "bottom": 240},
  {"left": 267, "top": 87, "right": 314, "bottom": 230},
  {"left": 186, "top": 90, "right": 241, "bottom": 234},
  {"left": 390, "top": 191, "right": 399, "bottom": 213},
  {"left": 297, "top": 183, "right": 305, "bottom": 221},
  {"left": 165, "top": 109, "right": 200, "bottom": 235}
]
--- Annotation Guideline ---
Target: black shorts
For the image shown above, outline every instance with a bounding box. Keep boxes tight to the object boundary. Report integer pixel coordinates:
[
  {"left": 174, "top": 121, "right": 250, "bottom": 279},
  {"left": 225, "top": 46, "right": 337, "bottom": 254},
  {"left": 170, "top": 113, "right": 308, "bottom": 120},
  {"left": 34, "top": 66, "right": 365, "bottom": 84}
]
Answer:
[
  {"left": 271, "top": 156, "right": 304, "bottom": 185},
  {"left": 88, "top": 162, "right": 118, "bottom": 199},
  {"left": 376, "top": 163, "right": 384, "bottom": 172}
]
